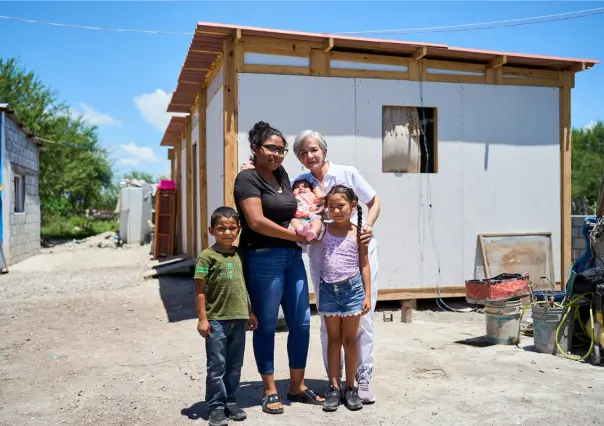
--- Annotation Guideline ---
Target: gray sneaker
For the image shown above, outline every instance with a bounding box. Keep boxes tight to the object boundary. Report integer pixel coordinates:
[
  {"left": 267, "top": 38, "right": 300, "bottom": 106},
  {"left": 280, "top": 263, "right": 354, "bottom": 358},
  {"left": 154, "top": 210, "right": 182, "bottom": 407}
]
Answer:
[
  {"left": 343, "top": 385, "right": 363, "bottom": 411},
  {"left": 225, "top": 403, "right": 247, "bottom": 421},
  {"left": 209, "top": 409, "right": 228, "bottom": 426}
]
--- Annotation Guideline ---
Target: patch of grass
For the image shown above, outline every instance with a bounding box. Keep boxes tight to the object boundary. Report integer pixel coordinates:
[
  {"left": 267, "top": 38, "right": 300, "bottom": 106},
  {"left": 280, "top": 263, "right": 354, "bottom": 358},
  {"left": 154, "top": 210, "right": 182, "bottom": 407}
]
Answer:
[{"left": 41, "top": 215, "right": 119, "bottom": 240}]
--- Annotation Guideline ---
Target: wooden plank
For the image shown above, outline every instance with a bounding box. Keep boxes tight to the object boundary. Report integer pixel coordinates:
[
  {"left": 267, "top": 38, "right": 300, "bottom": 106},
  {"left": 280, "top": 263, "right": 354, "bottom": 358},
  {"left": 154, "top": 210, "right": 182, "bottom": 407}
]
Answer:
[
  {"left": 324, "top": 37, "right": 334, "bottom": 52},
  {"left": 501, "top": 66, "right": 559, "bottom": 80},
  {"left": 560, "top": 71, "right": 572, "bottom": 288},
  {"left": 401, "top": 300, "right": 415, "bottom": 323},
  {"left": 234, "top": 42, "right": 244, "bottom": 72},
  {"left": 242, "top": 64, "right": 309, "bottom": 76},
  {"left": 223, "top": 39, "right": 238, "bottom": 208},
  {"left": 240, "top": 35, "right": 319, "bottom": 56},
  {"left": 329, "top": 68, "right": 409, "bottom": 80},
  {"left": 146, "top": 255, "right": 189, "bottom": 269},
  {"left": 198, "top": 88, "right": 208, "bottom": 250},
  {"left": 501, "top": 77, "right": 560, "bottom": 88},
  {"left": 412, "top": 46, "right": 427, "bottom": 61},
  {"left": 485, "top": 67, "right": 502, "bottom": 85},
  {"left": 308, "top": 286, "right": 467, "bottom": 304},
  {"left": 426, "top": 73, "right": 485, "bottom": 84},
  {"left": 330, "top": 51, "right": 410, "bottom": 67},
  {"left": 185, "top": 115, "right": 193, "bottom": 257},
  {"left": 309, "top": 49, "right": 329, "bottom": 76},
  {"left": 205, "top": 56, "right": 223, "bottom": 89},
  {"left": 424, "top": 59, "right": 485, "bottom": 74},
  {"left": 487, "top": 55, "right": 507, "bottom": 69},
  {"left": 143, "top": 259, "right": 196, "bottom": 279}
]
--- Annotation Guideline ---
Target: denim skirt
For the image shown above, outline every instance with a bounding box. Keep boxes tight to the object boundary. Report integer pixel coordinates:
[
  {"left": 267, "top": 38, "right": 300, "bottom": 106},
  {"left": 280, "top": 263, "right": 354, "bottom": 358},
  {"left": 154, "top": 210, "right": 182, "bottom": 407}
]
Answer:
[{"left": 318, "top": 272, "right": 364, "bottom": 317}]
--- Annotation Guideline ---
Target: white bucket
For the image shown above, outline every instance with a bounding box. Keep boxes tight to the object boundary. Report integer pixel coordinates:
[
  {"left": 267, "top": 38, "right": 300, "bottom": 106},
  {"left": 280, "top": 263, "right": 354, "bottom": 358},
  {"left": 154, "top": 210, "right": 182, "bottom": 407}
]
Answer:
[{"left": 485, "top": 300, "right": 522, "bottom": 345}]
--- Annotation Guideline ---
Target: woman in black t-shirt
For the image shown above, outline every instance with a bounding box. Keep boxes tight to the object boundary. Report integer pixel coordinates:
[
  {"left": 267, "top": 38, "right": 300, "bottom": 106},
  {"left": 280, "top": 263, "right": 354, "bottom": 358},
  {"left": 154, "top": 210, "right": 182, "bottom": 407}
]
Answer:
[{"left": 233, "top": 121, "right": 324, "bottom": 414}]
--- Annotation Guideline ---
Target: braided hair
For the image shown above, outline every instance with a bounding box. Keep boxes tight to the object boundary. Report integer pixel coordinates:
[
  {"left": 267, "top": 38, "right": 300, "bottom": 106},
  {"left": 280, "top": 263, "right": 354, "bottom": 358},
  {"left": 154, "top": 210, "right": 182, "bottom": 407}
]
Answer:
[
  {"left": 326, "top": 184, "right": 363, "bottom": 243},
  {"left": 248, "top": 121, "right": 287, "bottom": 162}
]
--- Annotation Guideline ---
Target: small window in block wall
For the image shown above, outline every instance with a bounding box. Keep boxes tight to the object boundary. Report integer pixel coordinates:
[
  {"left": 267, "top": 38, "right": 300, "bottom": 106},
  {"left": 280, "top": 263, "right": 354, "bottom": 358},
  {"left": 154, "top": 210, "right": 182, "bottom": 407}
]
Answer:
[
  {"left": 382, "top": 106, "right": 437, "bottom": 173},
  {"left": 14, "top": 174, "right": 25, "bottom": 213}
]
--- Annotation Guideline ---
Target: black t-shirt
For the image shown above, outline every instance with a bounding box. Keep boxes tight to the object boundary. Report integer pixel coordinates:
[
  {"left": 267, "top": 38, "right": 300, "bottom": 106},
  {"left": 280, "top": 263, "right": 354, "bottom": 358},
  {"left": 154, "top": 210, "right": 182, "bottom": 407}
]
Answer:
[{"left": 233, "top": 167, "right": 298, "bottom": 249}]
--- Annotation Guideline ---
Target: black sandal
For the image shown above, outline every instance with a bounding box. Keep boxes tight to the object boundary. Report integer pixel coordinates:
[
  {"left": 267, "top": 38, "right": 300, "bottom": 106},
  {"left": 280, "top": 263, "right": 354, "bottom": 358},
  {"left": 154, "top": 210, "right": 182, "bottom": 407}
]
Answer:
[
  {"left": 287, "top": 388, "right": 324, "bottom": 405},
  {"left": 261, "top": 393, "right": 284, "bottom": 414}
]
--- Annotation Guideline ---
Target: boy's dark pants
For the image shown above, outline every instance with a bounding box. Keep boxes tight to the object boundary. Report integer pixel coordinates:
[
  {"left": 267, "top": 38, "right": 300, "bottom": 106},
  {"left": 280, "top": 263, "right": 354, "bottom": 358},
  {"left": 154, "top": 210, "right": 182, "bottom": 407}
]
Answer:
[{"left": 205, "top": 319, "right": 246, "bottom": 411}]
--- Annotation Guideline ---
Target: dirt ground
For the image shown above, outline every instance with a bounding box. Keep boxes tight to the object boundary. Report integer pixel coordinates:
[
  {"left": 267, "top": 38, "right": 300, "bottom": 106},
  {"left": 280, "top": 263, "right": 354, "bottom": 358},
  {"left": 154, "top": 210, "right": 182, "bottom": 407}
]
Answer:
[{"left": 1, "top": 244, "right": 604, "bottom": 426}]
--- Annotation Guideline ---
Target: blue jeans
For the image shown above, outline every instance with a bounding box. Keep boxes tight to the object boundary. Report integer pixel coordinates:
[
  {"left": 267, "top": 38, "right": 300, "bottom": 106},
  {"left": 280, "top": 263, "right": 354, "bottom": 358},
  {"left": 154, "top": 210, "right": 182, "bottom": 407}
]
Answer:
[
  {"left": 318, "top": 272, "right": 365, "bottom": 317},
  {"left": 243, "top": 247, "right": 311, "bottom": 375},
  {"left": 205, "top": 319, "right": 247, "bottom": 411}
]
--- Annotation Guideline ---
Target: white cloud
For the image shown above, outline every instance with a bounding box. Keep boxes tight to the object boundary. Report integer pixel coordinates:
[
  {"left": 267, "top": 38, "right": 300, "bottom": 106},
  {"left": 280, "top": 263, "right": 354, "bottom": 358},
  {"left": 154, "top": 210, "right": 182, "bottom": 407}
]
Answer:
[
  {"left": 133, "top": 89, "right": 180, "bottom": 132},
  {"left": 584, "top": 120, "right": 597, "bottom": 131},
  {"left": 119, "top": 143, "right": 161, "bottom": 166},
  {"left": 66, "top": 103, "right": 121, "bottom": 127}
]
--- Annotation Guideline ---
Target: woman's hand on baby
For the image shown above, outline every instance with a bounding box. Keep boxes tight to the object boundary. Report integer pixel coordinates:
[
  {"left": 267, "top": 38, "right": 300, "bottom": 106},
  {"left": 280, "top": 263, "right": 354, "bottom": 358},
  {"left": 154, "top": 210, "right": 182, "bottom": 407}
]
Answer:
[
  {"left": 240, "top": 161, "right": 255, "bottom": 171},
  {"left": 361, "top": 297, "right": 371, "bottom": 315}
]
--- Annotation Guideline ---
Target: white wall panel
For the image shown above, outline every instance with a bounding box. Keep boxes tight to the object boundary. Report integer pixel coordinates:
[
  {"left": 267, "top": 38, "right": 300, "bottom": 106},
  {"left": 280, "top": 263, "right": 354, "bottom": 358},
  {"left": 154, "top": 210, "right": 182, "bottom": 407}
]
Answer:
[
  {"left": 355, "top": 79, "right": 464, "bottom": 290},
  {"left": 459, "top": 84, "right": 560, "bottom": 282},
  {"left": 206, "top": 87, "right": 224, "bottom": 246},
  {"left": 238, "top": 73, "right": 356, "bottom": 178}
]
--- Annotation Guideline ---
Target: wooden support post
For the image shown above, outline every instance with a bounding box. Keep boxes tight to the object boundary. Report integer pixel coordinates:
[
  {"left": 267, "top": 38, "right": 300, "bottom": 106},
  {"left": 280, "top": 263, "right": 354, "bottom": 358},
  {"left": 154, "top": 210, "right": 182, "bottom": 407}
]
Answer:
[
  {"left": 310, "top": 49, "right": 329, "bottom": 76},
  {"left": 401, "top": 300, "right": 416, "bottom": 323},
  {"left": 408, "top": 47, "right": 427, "bottom": 82},
  {"left": 486, "top": 55, "right": 506, "bottom": 85},
  {"left": 168, "top": 149, "right": 175, "bottom": 180},
  {"left": 185, "top": 116, "right": 193, "bottom": 257},
  {"left": 174, "top": 139, "right": 182, "bottom": 253},
  {"left": 198, "top": 88, "right": 208, "bottom": 250},
  {"left": 560, "top": 71, "right": 573, "bottom": 288},
  {"left": 223, "top": 38, "right": 238, "bottom": 208}
]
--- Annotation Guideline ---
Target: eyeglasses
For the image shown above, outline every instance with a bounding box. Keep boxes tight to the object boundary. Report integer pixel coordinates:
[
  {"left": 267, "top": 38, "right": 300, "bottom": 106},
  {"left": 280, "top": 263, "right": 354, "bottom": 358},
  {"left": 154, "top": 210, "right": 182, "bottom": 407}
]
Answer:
[{"left": 261, "top": 144, "right": 288, "bottom": 156}]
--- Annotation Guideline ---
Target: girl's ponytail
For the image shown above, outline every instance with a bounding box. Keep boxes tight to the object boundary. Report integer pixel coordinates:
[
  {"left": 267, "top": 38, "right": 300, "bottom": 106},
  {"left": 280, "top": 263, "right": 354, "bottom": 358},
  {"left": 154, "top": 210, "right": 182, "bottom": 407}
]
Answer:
[{"left": 357, "top": 203, "right": 363, "bottom": 243}]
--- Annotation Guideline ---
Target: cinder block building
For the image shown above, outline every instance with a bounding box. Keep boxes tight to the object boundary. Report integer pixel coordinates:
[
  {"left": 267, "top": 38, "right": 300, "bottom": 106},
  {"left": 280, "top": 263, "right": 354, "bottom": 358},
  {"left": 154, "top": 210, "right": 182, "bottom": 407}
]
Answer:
[{"left": 0, "top": 104, "right": 42, "bottom": 267}]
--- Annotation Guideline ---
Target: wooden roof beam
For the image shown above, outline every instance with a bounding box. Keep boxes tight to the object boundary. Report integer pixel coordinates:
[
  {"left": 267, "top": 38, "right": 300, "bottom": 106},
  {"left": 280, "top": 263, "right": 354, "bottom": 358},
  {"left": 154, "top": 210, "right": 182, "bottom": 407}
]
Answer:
[
  {"left": 412, "top": 46, "right": 427, "bottom": 61},
  {"left": 234, "top": 28, "right": 242, "bottom": 44},
  {"left": 568, "top": 62, "right": 587, "bottom": 73},
  {"left": 488, "top": 55, "right": 507, "bottom": 69},
  {"left": 324, "top": 37, "right": 334, "bottom": 52}
]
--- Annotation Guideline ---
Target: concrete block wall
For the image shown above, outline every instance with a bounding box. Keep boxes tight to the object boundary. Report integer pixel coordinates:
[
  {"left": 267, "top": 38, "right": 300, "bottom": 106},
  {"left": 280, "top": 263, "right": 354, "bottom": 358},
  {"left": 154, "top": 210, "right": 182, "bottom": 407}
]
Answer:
[
  {"left": 571, "top": 215, "right": 593, "bottom": 262},
  {"left": 5, "top": 115, "right": 40, "bottom": 265}
]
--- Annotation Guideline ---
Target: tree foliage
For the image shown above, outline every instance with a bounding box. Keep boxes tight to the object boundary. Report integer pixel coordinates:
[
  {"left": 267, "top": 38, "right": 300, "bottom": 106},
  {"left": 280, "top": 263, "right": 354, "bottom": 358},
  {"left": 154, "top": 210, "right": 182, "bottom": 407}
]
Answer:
[
  {"left": 571, "top": 120, "right": 604, "bottom": 214},
  {"left": 0, "top": 57, "right": 114, "bottom": 221}
]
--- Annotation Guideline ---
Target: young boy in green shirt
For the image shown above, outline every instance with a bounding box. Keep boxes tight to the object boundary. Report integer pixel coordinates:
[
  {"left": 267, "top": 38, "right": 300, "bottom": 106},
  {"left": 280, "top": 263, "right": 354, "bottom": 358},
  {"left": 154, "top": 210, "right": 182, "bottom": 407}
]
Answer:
[{"left": 194, "top": 206, "right": 257, "bottom": 426}]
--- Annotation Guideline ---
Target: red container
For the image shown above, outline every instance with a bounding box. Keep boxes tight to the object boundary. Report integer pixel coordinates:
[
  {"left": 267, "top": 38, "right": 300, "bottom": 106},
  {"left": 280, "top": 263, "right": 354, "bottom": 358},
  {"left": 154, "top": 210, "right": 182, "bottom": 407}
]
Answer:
[
  {"left": 465, "top": 273, "right": 530, "bottom": 305},
  {"left": 157, "top": 179, "right": 175, "bottom": 191}
]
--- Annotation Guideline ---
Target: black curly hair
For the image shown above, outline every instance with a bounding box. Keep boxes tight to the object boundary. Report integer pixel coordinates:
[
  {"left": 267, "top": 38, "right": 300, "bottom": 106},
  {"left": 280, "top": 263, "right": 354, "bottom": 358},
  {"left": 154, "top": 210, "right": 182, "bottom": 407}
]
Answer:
[
  {"left": 326, "top": 185, "right": 363, "bottom": 243},
  {"left": 248, "top": 121, "right": 287, "bottom": 162}
]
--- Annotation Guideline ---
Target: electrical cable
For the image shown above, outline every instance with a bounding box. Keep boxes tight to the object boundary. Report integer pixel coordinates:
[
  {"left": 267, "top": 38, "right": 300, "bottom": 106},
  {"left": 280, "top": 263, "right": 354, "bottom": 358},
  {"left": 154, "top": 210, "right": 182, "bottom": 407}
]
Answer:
[
  {"left": 1, "top": 6, "right": 602, "bottom": 37},
  {"left": 415, "top": 60, "right": 470, "bottom": 313},
  {"left": 333, "top": 7, "right": 604, "bottom": 35}
]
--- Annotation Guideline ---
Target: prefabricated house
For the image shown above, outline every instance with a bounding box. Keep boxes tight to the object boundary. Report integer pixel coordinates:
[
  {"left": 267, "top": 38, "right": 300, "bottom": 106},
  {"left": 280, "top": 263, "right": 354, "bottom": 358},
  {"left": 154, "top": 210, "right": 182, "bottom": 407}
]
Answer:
[
  {"left": 159, "top": 22, "right": 597, "bottom": 302},
  {"left": 0, "top": 104, "right": 42, "bottom": 268}
]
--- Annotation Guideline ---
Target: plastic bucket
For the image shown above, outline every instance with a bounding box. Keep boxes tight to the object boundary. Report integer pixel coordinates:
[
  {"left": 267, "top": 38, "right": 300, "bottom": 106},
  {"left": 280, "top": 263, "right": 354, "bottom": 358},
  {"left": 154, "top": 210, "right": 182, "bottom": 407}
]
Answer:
[
  {"left": 532, "top": 305, "right": 572, "bottom": 356},
  {"left": 485, "top": 300, "right": 522, "bottom": 344},
  {"left": 532, "top": 291, "right": 566, "bottom": 304}
]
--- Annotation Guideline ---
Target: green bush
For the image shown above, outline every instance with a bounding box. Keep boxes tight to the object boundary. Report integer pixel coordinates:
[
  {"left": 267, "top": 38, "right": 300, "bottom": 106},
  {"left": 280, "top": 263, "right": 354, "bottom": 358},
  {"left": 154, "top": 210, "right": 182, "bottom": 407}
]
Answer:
[{"left": 41, "top": 216, "right": 119, "bottom": 240}]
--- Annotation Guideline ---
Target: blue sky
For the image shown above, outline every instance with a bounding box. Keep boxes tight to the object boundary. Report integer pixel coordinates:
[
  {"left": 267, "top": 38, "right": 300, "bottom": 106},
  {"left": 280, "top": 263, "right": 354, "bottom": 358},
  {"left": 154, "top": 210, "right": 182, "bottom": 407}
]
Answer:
[{"left": 0, "top": 1, "right": 602, "bottom": 178}]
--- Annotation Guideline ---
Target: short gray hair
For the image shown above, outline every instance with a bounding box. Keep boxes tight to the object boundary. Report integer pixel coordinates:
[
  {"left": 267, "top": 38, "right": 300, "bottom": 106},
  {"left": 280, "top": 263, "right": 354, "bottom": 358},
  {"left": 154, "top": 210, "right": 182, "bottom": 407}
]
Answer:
[{"left": 293, "top": 129, "right": 328, "bottom": 158}]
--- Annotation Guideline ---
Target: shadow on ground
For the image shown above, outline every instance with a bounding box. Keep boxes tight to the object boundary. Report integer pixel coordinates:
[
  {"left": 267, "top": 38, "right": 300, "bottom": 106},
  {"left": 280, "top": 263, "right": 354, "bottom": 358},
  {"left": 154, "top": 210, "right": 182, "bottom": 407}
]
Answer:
[
  {"left": 181, "top": 378, "right": 328, "bottom": 420},
  {"left": 158, "top": 272, "right": 197, "bottom": 323}
]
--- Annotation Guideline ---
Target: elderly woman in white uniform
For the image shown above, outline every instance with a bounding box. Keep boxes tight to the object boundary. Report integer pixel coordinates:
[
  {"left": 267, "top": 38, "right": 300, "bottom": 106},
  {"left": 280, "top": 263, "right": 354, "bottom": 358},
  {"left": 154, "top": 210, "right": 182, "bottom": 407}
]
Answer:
[
  {"left": 291, "top": 130, "right": 380, "bottom": 404},
  {"left": 241, "top": 129, "right": 380, "bottom": 403}
]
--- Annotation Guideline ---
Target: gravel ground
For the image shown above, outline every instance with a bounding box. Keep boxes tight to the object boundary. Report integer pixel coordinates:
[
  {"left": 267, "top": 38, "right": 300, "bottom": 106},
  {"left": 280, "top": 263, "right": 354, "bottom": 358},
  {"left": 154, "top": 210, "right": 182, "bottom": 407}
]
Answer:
[{"left": 1, "top": 244, "right": 604, "bottom": 426}]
